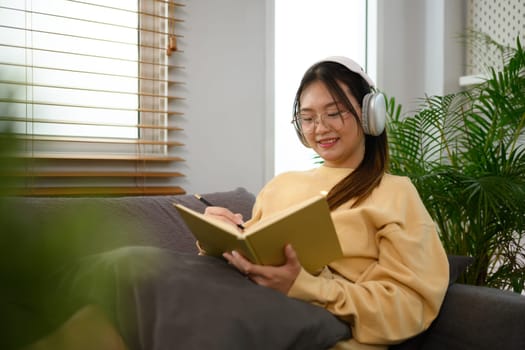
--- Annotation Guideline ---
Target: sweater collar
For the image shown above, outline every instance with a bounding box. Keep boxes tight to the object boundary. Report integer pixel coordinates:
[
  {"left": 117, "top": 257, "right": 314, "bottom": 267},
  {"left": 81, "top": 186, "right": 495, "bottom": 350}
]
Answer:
[{"left": 316, "top": 164, "right": 354, "bottom": 177}]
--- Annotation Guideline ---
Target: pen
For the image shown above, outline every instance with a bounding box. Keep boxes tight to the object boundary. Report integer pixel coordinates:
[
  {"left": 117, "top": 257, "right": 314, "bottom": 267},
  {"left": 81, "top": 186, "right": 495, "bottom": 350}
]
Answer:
[
  {"left": 194, "top": 193, "right": 214, "bottom": 207},
  {"left": 194, "top": 194, "right": 245, "bottom": 230}
]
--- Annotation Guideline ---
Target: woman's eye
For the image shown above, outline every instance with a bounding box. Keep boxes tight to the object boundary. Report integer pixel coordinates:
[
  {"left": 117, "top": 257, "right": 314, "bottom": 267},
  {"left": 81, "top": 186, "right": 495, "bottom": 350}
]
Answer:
[
  {"left": 301, "top": 116, "right": 314, "bottom": 122},
  {"left": 327, "top": 112, "right": 340, "bottom": 118}
]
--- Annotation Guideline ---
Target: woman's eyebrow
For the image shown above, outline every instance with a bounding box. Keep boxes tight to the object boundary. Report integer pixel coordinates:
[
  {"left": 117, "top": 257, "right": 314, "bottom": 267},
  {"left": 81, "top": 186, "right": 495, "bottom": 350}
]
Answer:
[{"left": 300, "top": 101, "right": 341, "bottom": 112}]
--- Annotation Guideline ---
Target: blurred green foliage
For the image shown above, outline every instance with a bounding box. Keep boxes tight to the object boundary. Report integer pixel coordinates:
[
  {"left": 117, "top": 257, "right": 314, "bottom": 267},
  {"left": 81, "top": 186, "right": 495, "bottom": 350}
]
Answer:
[{"left": 0, "top": 125, "right": 164, "bottom": 349}]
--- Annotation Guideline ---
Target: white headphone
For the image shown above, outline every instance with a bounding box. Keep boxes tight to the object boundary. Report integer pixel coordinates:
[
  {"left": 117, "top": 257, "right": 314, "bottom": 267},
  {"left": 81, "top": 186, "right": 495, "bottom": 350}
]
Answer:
[{"left": 315, "top": 56, "right": 386, "bottom": 136}]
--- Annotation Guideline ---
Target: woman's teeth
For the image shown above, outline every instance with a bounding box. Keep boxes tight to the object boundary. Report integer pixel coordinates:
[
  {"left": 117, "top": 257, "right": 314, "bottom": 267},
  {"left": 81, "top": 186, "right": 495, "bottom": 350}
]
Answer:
[{"left": 319, "top": 138, "right": 338, "bottom": 145}]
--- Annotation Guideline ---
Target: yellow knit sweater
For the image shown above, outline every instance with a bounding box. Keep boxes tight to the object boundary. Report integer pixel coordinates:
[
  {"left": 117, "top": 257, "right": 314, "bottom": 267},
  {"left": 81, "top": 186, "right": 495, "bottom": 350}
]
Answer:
[{"left": 245, "top": 165, "right": 449, "bottom": 349}]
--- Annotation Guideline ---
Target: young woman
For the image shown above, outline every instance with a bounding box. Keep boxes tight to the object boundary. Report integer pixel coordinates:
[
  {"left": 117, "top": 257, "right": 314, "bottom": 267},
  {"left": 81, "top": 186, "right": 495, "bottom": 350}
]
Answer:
[{"left": 206, "top": 57, "right": 449, "bottom": 349}]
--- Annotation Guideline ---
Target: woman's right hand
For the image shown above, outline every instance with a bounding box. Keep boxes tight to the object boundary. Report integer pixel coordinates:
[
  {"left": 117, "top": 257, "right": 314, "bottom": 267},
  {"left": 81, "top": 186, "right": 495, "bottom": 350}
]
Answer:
[{"left": 204, "top": 206, "right": 244, "bottom": 231}]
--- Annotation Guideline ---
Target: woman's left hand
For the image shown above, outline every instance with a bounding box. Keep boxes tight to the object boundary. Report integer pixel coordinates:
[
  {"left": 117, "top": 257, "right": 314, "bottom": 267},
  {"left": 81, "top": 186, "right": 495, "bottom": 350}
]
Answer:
[{"left": 223, "top": 244, "right": 301, "bottom": 294}]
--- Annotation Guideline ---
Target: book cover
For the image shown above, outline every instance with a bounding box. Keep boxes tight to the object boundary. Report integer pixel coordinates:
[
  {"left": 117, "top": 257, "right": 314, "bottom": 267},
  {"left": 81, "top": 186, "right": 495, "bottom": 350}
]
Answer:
[{"left": 173, "top": 195, "right": 343, "bottom": 273}]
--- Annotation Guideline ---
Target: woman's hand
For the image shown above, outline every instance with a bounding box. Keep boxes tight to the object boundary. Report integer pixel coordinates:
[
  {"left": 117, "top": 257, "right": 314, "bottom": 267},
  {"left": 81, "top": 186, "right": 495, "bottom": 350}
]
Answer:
[
  {"left": 223, "top": 244, "right": 302, "bottom": 294},
  {"left": 204, "top": 206, "right": 244, "bottom": 231}
]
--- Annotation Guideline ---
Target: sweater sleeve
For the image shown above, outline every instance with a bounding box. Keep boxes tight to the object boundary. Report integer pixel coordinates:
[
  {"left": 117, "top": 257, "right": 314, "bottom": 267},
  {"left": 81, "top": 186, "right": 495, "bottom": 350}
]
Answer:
[{"left": 287, "top": 178, "right": 449, "bottom": 345}]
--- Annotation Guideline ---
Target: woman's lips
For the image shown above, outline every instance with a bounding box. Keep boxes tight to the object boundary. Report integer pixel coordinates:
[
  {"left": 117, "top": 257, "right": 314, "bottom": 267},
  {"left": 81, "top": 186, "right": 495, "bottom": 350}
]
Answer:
[{"left": 317, "top": 137, "right": 339, "bottom": 148}]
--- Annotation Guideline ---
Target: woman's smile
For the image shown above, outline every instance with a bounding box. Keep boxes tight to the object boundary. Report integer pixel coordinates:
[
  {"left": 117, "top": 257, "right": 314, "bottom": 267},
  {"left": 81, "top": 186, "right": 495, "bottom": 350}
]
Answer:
[{"left": 317, "top": 137, "right": 339, "bottom": 148}]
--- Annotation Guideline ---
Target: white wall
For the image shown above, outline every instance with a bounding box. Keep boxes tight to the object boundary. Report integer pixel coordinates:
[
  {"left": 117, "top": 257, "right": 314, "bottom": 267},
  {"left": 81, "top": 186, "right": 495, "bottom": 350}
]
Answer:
[
  {"left": 376, "top": 0, "right": 466, "bottom": 114},
  {"left": 175, "top": 0, "right": 271, "bottom": 195}
]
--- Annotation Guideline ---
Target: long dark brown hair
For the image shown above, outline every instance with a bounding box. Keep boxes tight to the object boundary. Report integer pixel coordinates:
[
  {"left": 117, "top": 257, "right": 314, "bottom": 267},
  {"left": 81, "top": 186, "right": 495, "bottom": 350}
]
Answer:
[{"left": 292, "top": 61, "right": 389, "bottom": 210}]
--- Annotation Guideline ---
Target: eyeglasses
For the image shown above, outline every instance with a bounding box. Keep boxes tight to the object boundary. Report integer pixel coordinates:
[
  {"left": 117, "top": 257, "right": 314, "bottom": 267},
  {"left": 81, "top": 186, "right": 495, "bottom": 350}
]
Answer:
[{"left": 292, "top": 110, "right": 351, "bottom": 134}]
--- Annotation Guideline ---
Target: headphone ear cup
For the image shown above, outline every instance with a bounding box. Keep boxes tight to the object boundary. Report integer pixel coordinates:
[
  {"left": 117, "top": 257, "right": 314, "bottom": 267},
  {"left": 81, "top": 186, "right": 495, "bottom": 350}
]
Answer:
[{"left": 361, "top": 92, "right": 386, "bottom": 136}]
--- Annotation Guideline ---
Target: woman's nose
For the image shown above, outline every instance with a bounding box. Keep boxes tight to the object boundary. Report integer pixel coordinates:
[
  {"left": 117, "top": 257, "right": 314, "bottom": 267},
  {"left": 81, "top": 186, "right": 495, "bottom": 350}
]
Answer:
[{"left": 314, "top": 116, "right": 331, "bottom": 132}]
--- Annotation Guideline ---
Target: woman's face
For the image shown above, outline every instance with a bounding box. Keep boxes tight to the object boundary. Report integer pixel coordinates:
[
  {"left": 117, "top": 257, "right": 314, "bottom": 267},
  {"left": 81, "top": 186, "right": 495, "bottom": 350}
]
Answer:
[{"left": 299, "top": 80, "right": 365, "bottom": 169}]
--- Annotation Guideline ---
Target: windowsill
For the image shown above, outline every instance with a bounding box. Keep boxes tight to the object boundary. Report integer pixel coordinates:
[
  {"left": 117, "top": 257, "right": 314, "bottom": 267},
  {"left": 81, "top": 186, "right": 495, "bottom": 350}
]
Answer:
[{"left": 459, "top": 74, "right": 488, "bottom": 87}]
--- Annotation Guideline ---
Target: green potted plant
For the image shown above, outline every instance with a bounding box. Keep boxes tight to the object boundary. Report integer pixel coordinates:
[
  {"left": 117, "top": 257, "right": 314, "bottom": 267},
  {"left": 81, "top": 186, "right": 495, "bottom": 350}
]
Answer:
[{"left": 387, "top": 35, "right": 525, "bottom": 293}]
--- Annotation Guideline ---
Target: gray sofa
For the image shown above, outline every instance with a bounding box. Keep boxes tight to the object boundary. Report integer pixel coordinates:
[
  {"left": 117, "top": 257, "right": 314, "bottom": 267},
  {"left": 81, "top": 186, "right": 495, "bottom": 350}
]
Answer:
[{"left": 4, "top": 187, "right": 525, "bottom": 349}]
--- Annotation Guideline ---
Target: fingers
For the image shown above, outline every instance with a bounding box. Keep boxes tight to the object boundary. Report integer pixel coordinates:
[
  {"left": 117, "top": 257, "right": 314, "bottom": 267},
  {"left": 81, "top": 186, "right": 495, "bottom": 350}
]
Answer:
[
  {"left": 284, "top": 243, "right": 296, "bottom": 259},
  {"left": 234, "top": 213, "right": 244, "bottom": 223},
  {"left": 223, "top": 250, "right": 254, "bottom": 275},
  {"left": 223, "top": 245, "right": 302, "bottom": 294},
  {"left": 204, "top": 206, "right": 244, "bottom": 228},
  {"left": 284, "top": 244, "right": 300, "bottom": 268},
  {"left": 223, "top": 245, "right": 299, "bottom": 276}
]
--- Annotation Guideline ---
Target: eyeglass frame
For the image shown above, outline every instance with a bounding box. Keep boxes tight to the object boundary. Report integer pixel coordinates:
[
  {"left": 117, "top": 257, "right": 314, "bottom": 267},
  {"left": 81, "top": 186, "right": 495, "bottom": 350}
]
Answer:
[{"left": 291, "top": 109, "right": 353, "bottom": 134}]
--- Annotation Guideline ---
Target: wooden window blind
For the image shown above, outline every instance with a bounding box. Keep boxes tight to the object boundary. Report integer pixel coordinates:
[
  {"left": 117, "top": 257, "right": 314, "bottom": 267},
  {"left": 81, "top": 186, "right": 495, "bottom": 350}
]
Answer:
[{"left": 0, "top": 0, "right": 186, "bottom": 196}]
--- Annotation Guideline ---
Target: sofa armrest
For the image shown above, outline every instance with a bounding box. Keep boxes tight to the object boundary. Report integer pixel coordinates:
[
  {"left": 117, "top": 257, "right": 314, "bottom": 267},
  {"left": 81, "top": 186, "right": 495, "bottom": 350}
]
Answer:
[{"left": 421, "top": 283, "right": 525, "bottom": 350}]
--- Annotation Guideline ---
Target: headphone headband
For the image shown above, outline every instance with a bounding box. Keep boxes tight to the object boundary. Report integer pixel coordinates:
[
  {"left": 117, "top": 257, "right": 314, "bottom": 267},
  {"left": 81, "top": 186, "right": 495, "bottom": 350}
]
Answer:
[{"left": 319, "top": 56, "right": 375, "bottom": 88}]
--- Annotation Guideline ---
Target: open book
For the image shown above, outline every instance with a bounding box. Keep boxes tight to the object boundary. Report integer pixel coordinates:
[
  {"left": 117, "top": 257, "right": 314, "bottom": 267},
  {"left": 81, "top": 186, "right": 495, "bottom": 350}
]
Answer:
[{"left": 173, "top": 195, "right": 343, "bottom": 273}]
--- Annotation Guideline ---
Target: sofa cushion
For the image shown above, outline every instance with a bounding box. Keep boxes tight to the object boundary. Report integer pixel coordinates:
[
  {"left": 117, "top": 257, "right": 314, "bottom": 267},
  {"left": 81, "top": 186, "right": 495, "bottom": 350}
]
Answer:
[
  {"left": 389, "top": 255, "right": 474, "bottom": 350},
  {"left": 421, "top": 283, "right": 525, "bottom": 350},
  {"left": 4, "top": 187, "right": 256, "bottom": 256},
  {"left": 140, "top": 251, "right": 352, "bottom": 350},
  {"left": 58, "top": 247, "right": 352, "bottom": 350},
  {"left": 446, "top": 255, "right": 474, "bottom": 285}
]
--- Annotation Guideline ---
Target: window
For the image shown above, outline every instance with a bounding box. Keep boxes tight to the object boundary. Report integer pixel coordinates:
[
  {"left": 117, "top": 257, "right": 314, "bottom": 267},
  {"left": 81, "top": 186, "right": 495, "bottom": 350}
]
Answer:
[
  {"left": 274, "top": 0, "right": 373, "bottom": 175},
  {"left": 0, "top": 0, "right": 185, "bottom": 196}
]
